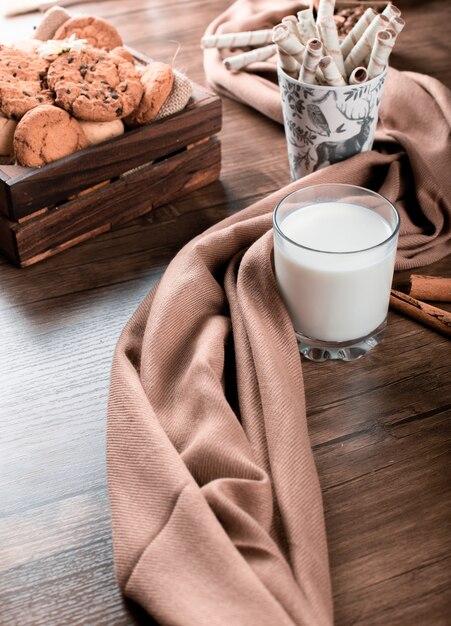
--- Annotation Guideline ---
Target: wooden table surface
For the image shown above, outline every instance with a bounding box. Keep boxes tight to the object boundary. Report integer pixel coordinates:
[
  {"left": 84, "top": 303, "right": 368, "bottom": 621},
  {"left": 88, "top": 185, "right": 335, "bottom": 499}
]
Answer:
[{"left": 1, "top": 1, "right": 450, "bottom": 625}]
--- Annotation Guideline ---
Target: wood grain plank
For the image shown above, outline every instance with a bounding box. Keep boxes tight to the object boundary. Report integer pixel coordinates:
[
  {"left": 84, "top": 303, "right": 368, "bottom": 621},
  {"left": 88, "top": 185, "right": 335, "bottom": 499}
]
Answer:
[
  {"left": 0, "top": 490, "right": 148, "bottom": 625},
  {"left": 333, "top": 555, "right": 451, "bottom": 626},
  {"left": 0, "top": 2, "right": 450, "bottom": 626}
]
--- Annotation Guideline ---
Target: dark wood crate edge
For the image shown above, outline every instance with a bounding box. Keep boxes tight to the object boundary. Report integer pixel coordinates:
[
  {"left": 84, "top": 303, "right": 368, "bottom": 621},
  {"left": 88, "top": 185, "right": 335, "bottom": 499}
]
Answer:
[
  {"left": 0, "top": 84, "right": 222, "bottom": 221},
  {"left": 0, "top": 83, "right": 219, "bottom": 187},
  {"left": 0, "top": 137, "right": 221, "bottom": 267},
  {"left": 0, "top": 170, "right": 12, "bottom": 218},
  {"left": 0, "top": 216, "right": 19, "bottom": 263}
]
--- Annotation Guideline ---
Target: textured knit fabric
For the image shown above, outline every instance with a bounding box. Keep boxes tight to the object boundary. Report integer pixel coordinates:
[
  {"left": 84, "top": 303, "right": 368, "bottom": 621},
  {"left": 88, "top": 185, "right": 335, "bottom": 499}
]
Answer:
[
  {"left": 108, "top": 190, "right": 334, "bottom": 626},
  {"left": 108, "top": 4, "right": 450, "bottom": 626},
  {"left": 108, "top": 80, "right": 450, "bottom": 626}
]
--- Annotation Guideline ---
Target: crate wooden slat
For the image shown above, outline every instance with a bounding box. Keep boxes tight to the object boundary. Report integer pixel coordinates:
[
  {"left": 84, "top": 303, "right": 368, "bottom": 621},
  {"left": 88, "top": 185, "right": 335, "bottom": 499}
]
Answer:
[
  {"left": 0, "top": 136, "right": 221, "bottom": 267},
  {"left": 0, "top": 84, "right": 221, "bottom": 221}
]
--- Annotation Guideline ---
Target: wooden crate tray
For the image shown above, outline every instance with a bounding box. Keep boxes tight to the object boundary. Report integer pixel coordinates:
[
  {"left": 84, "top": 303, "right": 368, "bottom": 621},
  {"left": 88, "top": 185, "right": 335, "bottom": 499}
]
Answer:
[
  {"left": 0, "top": 84, "right": 221, "bottom": 222},
  {"left": 0, "top": 82, "right": 222, "bottom": 267}
]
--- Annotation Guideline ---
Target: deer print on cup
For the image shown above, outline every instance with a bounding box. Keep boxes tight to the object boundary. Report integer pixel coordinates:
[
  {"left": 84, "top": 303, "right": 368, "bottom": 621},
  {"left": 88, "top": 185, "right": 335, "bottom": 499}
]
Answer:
[
  {"left": 278, "top": 65, "right": 386, "bottom": 179},
  {"left": 313, "top": 95, "right": 375, "bottom": 171}
]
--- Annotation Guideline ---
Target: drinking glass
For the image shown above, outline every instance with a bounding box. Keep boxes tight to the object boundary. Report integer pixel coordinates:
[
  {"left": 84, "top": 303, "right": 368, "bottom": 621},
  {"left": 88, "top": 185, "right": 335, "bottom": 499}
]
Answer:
[{"left": 273, "top": 184, "right": 400, "bottom": 361}]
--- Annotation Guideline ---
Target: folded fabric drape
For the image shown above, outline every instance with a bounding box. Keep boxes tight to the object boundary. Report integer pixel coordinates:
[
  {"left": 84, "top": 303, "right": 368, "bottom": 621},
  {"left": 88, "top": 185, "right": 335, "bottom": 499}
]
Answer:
[
  {"left": 108, "top": 3, "right": 450, "bottom": 625},
  {"left": 108, "top": 209, "right": 334, "bottom": 626},
  {"left": 204, "top": 0, "right": 300, "bottom": 122},
  {"left": 108, "top": 138, "right": 450, "bottom": 626}
]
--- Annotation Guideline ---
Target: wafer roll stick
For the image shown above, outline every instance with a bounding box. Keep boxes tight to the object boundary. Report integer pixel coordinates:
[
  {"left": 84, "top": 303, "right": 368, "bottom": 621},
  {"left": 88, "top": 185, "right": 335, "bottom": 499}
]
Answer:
[
  {"left": 382, "top": 4, "right": 401, "bottom": 20},
  {"left": 344, "top": 14, "right": 389, "bottom": 75},
  {"left": 318, "top": 16, "right": 346, "bottom": 78},
  {"left": 201, "top": 29, "right": 273, "bottom": 49},
  {"left": 390, "top": 16, "right": 405, "bottom": 35},
  {"left": 319, "top": 55, "right": 347, "bottom": 86},
  {"left": 223, "top": 44, "right": 277, "bottom": 71},
  {"left": 340, "top": 8, "right": 377, "bottom": 59},
  {"left": 282, "top": 15, "right": 302, "bottom": 40},
  {"left": 272, "top": 25, "right": 305, "bottom": 64},
  {"left": 317, "top": 0, "right": 336, "bottom": 22},
  {"left": 297, "top": 9, "right": 319, "bottom": 43},
  {"left": 349, "top": 66, "right": 368, "bottom": 84},
  {"left": 277, "top": 48, "right": 300, "bottom": 75},
  {"left": 299, "top": 38, "right": 323, "bottom": 84},
  {"left": 367, "top": 30, "right": 395, "bottom": 79},
  {"left": 365, "top": 26, "right": 397, "bottom": 64},
  {"left": 315, "top": 66, "right": 326, "bottom": 85}
]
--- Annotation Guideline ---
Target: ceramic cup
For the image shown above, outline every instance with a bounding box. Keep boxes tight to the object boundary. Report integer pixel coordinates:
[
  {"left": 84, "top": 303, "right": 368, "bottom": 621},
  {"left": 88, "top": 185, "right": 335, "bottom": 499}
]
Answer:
[{"left": 278, "top": 66, "right": 387, "bottom": 179}]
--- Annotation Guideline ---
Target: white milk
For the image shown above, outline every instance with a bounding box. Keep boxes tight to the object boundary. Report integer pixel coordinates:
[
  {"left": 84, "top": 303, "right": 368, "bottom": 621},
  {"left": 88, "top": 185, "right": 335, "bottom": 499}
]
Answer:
[{"left": 274, "top": 202, "right": 397, "bottom": 342}]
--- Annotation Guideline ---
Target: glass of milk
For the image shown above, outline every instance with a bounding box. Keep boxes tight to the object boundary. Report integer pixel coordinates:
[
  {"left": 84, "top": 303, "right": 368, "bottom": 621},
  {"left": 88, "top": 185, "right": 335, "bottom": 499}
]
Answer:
[{"left": 273, "top": 184, "right": 400, "bottom": 361}]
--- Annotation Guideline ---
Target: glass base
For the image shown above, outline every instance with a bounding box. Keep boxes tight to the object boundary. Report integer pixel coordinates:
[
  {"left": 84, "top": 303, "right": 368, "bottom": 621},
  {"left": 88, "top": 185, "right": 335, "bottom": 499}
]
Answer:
[{"left": 295, "top": 320, "right": 387, "bottom": 362}]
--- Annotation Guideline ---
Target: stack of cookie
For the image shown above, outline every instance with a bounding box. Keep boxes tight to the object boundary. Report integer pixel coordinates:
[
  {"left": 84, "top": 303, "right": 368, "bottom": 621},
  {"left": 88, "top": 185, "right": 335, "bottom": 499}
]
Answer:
[{"left": 0, "top": 12, "right": 192, "bottom": 167}]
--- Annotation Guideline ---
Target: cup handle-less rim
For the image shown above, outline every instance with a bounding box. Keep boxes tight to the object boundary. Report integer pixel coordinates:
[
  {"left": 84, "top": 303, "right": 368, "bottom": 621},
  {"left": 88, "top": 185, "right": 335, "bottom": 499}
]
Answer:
[{"left": 277, "top": 64, "right": 388, "bottom": 90}]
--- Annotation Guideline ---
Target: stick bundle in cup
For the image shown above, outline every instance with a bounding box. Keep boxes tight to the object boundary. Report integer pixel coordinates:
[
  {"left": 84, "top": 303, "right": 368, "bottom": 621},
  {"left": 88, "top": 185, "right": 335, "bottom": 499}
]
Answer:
[{"left": 202, "top": 0, "right": 405, "bottom": 85}]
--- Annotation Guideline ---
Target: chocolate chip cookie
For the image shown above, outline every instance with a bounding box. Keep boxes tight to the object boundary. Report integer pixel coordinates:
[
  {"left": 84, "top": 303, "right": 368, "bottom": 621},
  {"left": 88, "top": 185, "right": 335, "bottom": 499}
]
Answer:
[
  {"left": 53, "top": 16, "right": 123, "bottom": 51},
  {"left": 0, "top": 79, "right": 54, "bottom": 120},
  {"left": 0, "top": 115, "right": 17, "bottom": 156},
  {"left": 125, "top": 61, "right": 174, "bottom": 126},
  {"left": 14, "top": 105, "right": 88, "bottom": 167},
  {"left": 47, "top": 47, "right": 143, "bottom": 122},
  {"left": 0, "top": 46, "right": 53, "bottom": 120},
  {"left": 0, "top": 45, "right": 49, "bottom": 81},
  {"left": 110, "top": 47, "right": 135, "bottom": 65}
]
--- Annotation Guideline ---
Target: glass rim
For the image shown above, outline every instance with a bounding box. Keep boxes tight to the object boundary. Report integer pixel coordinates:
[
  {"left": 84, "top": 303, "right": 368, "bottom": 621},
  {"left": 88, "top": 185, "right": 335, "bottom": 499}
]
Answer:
[{"left": 272, "top": 183, "right": 400, "bottom": 255}]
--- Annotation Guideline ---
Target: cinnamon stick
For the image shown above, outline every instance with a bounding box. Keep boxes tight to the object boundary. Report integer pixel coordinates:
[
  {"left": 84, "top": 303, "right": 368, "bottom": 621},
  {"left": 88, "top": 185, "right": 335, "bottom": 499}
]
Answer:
[
  {"left": 409, "top": 275, "right": 451, "bottom": 302},
  {"left": 390, "top": 289, "right": 451, "bottom": 337}
]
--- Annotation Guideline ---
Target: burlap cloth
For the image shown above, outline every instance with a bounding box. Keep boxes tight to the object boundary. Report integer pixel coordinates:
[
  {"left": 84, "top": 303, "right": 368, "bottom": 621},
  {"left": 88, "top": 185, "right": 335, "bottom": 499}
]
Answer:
[{"left": 108, "top": 2, "right": 450, "bottom": 625}]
